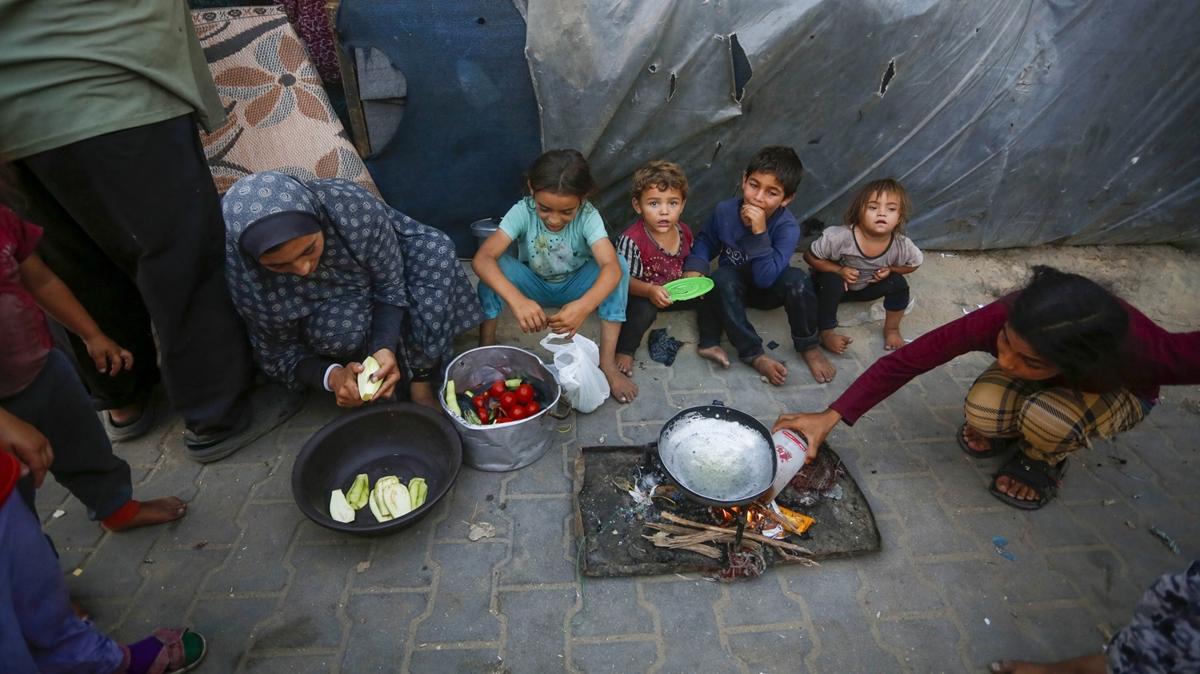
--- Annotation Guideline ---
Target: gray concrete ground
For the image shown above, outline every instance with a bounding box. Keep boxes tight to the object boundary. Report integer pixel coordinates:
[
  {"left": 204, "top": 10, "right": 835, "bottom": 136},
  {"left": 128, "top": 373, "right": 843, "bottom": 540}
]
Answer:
[{"left": 37, "top": 245, "right": 1199, "bottom": 673}]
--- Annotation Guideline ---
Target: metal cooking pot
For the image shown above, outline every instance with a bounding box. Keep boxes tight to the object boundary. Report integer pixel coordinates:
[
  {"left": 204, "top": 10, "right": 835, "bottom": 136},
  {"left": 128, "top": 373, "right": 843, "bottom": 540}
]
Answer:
[{"left": 656, "top": 405, "right": 776, "bottom": 507}]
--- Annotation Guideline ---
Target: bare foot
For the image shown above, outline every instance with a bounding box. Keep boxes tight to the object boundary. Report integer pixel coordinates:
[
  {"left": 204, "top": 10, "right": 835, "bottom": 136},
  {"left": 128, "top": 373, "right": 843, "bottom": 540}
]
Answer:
[
  {"left": 800, "top": 348, "right": 836, "bottom": 383},
  {"left": 697, "top": 345, "right": 730, "bottom": 369},
  {"left": 409, "top": 382, "right": 439, "bottom": 409},
  {"left": 104, "top": 497, "right": 187, "bottom": 532},
  {"left": 615, "top": 353, "right": 634, "bottom": 376},
  {"left": 961, "top": 424, "right": 994, "bottom": 454},
  {"left": 751, "top": 354, "right": 788, "bottom": 386},
  {"left": 819, "top": 330, "right": 853, "bottom": 354},
  {"left": 601, "top": 365, "right": 638, "bottom": 404},
  {"left": 989, "top": 654, "right": 1106, "bottom": 674},
  {"left": 993, "top": 473, "right": 1041, "bottom": 502},
  {"left": 108, "top": 400, "right": 145, "bottom": 426},
  {"left": 883, "top": 326, "right": 905, "bottom": 350}
]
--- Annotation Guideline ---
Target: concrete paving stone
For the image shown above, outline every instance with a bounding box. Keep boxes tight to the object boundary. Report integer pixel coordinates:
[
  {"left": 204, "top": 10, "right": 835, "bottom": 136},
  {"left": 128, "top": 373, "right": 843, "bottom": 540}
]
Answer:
[
  {"left": 615, "top": 422, "right": 661, "bottom": 446},
  {"left": 920, "top": 559, "right": 1057, "bottom": 667},
  {"left": 1142, "top": 398, "right": 1200, "bottom": 455},
  {"left": 929, "top": 451, "right": 1005, "bottom": 510},
  {"left": 725, "top": 372, "right": 786, "bottom": 418},
  {"left": 1054, "top": 461, "right": 1127, "bottom": 504},
  {"left": 665, "top": 353, "right": 727, "bottom": 392},
  {"left": 157, "top": 461, "right": 272, "bottom": 548},
  {"left": 135, "top": 455, "right": 204, "bottom": 502},
  {"left": 498, "top": 498, "right": 575, "bottom": 585},
  {"left": 569, "top": 578, "right": 656, "bottom": 637},
  {"left": 716, "top": 575, "right": 805, "bottom": 628},
  {"left": 1015, "top": 606, "right": 1112, "bottom": 663},
  {"left": 354, "top": 516, "right": 437, "bottom": 589},
  {"left": 861, "top": 473, "right": 936, "bottom": 524},
  {"left": 250, "top": 542, "right": 368, "bottom": 650},
  {"left": 225, "top": 428, "right": 284, "bottom": 465},
  {"left": 36, "top": 476, "right": 70, "bottom": 519},
  {"left": 570, "top": 639, "right": 659, "bottom": 674},
  {"left": 805, "top": 618, "right": 900, "bottom": 674},
  {"left": 665, "top": 390, "right": 724, "bottom": 413},
  {"left": 615, "top": 380, "right": 676, "bottom": 424},
  {"left": 408, "top": 648, "right": 506, "bottom": 674},
  {"left": 76, "top": 597, "right": 130, "bottom": 634},
  {"left": 1021, "top": 504, "right": 1105, "bottom": 549},
  {"left": 243, "top": 655, "right": 334, "bottom": 673},
  {"left": 854, "top": 440, "right": 929, "bottom": 476},
  {"left": 900, "top": 499, "right": 977, "bottom": 557},
  {"left": 874, "top": 617, "right": 965, "bottom": 673},
  {"left": 116, "top": 547, "right": 228, "bottom": 640},
  {"left": 950, "top": 508, "right": 1029, "bottom": 557},
  {"left": 575, "top": 404, "right": 622, "bottom": 446},
  {"left": 113, "top": 417, "right": 180, "bottom": 467},
  {"left": 857, "top": 551, "right": 948, "bottom": 615},
  {"left": 281, "top": 394, "right": 342, "bottom": 433},
  {"left": 67, "top": 526, "right": 160, "bottom": 600},
  {"left": 1118, "top": 427, "right": 1200, "bottom": 494},
  {"left": 189, "top": 596, "right": 280, "bottom": 673},
  {"left": 942, "top": 352, "right": 995, "bottom": 382},
  {"left": 54, "top": 546, "right": 91, "bottom": 578},
  {"left": 1044, "top": 549, "right": 1144, "bottom": 625},
  {"left": 727, "top": 630, "right": 812, "bottom": 674},
  {"left": 782, "top": 561, "right": 861, "bottom": 619},
  {"left": 504, "top": 442, "right": 572, "bottom": 495},
  {"left": 641, "top": 579, "right": 742, "bottom": 673},
  {"left": 435, "top": 468, "right": 511, "bottom": 540},
  {"left": 1069, "top": 501, "right": 1187, "bottom": 583},
  {"left": 42, "top": 502, "right": 106, "bottom": 551},
  {"left": 497, "top": 586, "right": 576, "bottom": 671},
  {"left": 912, "top": 367, "right": 970, "bottom": 409},
  {"left": 415, "top": 541, "right": 506, "bottom": 643},
  {"left": 204, "top": 501, "right": 303, "bottom": 593},
  {"left": 342, "top": 591, "right": 428, "bottom": 672},
  {"left": 248, "top": 457, "right": 296, "bottom": 503}
]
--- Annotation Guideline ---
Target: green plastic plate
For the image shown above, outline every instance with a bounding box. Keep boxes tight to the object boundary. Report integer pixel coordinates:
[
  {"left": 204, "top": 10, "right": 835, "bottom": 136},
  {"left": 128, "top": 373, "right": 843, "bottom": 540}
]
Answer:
[{"left": 662, "top": 276, "right": 715, "bottom": 301}]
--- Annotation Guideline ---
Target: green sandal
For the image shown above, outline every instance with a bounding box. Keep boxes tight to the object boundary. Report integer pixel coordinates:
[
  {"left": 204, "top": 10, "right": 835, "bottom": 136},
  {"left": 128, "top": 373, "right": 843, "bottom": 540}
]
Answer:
[{"left": 124, "top": 627, "right": 206, "bottom": 673}]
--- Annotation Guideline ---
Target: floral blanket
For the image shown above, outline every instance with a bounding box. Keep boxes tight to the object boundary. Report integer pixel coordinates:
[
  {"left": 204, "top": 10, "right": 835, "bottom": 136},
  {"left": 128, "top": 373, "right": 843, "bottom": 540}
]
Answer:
[{"left": 191, "top": 6, "right": 376, "bottom": 195}]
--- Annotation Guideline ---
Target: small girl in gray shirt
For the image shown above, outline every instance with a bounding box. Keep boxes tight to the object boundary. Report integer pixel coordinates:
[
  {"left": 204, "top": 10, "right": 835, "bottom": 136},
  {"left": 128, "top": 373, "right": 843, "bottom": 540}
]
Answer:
[{"left": 804, "top": 178, "right": 922, "bottom": 352}]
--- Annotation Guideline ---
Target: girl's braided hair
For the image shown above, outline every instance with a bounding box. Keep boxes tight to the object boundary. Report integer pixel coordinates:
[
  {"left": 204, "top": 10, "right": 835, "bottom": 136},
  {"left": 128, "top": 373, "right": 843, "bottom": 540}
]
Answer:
[{"left": 1009, "top": 266, "right": 1129, "bottom": 389}]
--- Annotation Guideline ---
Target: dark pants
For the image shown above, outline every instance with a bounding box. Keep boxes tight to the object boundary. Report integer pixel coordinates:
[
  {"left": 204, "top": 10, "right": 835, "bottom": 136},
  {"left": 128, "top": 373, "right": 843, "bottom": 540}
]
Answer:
[
  {"left": 616, "top": 295, "right": 702, "bottom": 356},
  {"left": 12, "top": 114, "right": 251, "bottom": 435},
  {"left": 1, "top": 350, "right": 132, "bottom": 521},
  {"left": 813, "top": 270, "right": 910, "bottom": 331},
  {"left": 0, "top": 492, "right": 124, "bottom": 673},
  {"left": 699, "top": 266, "right": 820, "bottom": 363}
]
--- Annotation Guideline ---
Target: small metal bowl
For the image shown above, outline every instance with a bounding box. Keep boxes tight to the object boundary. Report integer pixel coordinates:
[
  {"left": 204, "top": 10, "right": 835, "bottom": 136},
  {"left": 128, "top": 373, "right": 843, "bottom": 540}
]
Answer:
[{"left": 291, "top": 403, "right": 462, "bottom": 534}]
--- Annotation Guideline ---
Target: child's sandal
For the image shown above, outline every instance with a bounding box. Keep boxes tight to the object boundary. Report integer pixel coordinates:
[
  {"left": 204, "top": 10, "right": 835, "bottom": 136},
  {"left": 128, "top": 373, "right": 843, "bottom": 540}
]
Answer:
[
  {"left": 987, "top": 454, "right": 1068, "bottom": 511},
  {"left": 956, "top": 424, "right": 1018, "bottom": 459},
  {"left": 124, "top": 627, "right": 206, "bottom": 674}
]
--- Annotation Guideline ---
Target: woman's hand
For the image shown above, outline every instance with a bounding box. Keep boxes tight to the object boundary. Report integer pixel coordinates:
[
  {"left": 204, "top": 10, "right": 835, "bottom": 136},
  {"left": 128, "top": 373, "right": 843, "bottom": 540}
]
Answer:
[
  {"left": 83, "top": 334, "right": 134, "bottom": 377},
  {"left": 0, "top": 408, "right": 53, "bottom": 488},
  {"left": 548, "top": 300, "right": 589, "bottom": 338},
  {"left": 329, "top": 363, "right": 366, "bottom": 408},
  {"left": 369, "top": 348, "right": 403, "bottom": 401},
  {"left": 772, "top": 408, "right": 842, "bottom": 463},
  {"left": 512, "top": 298, "right": 548, "bottom": 334},
  {"left": 871, "top": 267, "right": 891, "bottom": 283},
  {"left": 649, "top": 285, "right": 674, "bottom": 309}
]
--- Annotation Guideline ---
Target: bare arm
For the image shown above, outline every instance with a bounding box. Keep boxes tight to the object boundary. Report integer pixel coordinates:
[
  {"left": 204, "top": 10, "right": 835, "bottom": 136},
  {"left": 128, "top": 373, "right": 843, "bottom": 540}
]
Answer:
[
  {"left": 472, "top": 230, "right": 529, "bottom": 307},
  {"left": 889, "top": 265, "right": 919, "bottom": 275},
  {"left": 803, "top": 250, "right": 843, "bottom": 274},
  {"left": 628, "top": 276, "right": 656, "bottom": 299}
]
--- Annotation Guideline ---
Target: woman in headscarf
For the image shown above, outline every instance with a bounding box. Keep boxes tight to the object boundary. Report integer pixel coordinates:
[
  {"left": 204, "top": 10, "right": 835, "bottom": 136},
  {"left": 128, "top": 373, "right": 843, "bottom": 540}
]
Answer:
[{"left": 221, "top": 171, "right": 482, "bottom": 407}]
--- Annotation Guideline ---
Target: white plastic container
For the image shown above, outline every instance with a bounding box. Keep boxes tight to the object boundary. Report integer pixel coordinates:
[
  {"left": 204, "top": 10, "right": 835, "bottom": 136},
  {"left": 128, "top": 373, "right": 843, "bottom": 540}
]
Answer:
[{"left": 765, "top": 429, "right": 809, "bottom": 499}]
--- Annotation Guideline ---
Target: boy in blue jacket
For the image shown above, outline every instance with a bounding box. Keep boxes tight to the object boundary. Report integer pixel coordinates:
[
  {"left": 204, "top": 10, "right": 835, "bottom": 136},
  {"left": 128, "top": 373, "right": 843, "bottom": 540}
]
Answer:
[{"left": 682, "top": 146, "right": 835, "bottom": 385}]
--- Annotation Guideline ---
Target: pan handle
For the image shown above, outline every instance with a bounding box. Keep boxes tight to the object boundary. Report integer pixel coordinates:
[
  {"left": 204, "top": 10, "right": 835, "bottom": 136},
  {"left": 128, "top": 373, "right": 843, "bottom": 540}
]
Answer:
[{"left": 711, "top": 399, "right": 726, "bottom": 407}]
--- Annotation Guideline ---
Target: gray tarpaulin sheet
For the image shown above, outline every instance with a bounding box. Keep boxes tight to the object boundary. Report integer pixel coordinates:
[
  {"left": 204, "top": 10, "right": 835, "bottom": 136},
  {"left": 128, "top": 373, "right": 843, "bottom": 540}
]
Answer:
[{"left": 526, "top": 1, "right": 1200, "bottom": 248}]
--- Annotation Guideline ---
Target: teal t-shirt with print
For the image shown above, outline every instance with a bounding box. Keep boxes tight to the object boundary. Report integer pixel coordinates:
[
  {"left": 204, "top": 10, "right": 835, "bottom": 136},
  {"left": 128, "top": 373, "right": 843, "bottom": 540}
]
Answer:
[{"left": 498, "top": 197, "right": 608, "bottom": 283}]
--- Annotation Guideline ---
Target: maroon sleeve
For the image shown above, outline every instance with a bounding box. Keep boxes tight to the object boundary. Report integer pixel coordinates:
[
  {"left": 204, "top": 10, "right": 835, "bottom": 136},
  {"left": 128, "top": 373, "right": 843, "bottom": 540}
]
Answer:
[
  {"left": 0, "top": 206, "right": 43, "bottom": 262},
  {"left": 830, "top": 300, "right": 1010, "bottom": 425},
  {"left": 1123, "top": 304, "right": 1200, "bottom": 388}
]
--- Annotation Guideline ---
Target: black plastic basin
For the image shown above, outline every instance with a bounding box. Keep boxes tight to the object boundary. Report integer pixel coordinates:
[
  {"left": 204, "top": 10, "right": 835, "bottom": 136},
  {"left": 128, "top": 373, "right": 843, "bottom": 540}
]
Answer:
[{"left": 291, "top": 403, "right": 462, "bottom": 534}]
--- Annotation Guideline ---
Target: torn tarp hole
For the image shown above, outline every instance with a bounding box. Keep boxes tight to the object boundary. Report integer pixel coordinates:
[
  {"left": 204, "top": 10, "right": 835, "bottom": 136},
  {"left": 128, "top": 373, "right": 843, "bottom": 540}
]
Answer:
[
  {"left": 728, "top": 33, "right": 752, "bottom": 102},
  {"left": 668, "top": 72, "right": 677, "bottom": 101},
  {"left": 708, "top": 141, "right": 723, "bottom": 167},
  {"left": 648, "top": 63, "right": 658, "bottom": 73},
  {"left": 879, "top": 58, "right": 896, "bottom": 96}
]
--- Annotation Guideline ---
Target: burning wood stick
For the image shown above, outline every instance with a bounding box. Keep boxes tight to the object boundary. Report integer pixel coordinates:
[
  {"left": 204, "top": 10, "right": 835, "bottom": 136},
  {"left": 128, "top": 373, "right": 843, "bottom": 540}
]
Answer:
[
  {"left": 660, "top": 512, "right": 815, "bottom": 556},
  {"left": 642, "top": 531, "right": 723, "bottom": 559}
]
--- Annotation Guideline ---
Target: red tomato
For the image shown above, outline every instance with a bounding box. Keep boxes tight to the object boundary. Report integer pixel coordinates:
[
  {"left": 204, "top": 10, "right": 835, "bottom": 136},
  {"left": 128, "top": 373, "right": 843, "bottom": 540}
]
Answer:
[
  {"left": 472, "top": 394, "right": 487, "bottom": 408},
  {"left": 499, "top": 392, "right": 518, "bottom": 412},
  {"left": 525, "top": 402, "right": 540, "bottom": 416},
  {"left": 489, "top": 380, "right": 507, "bottom": 398},
  {"left": 510, "top": 405, "right": 529, "bottom": 420},
  {"left": 515, "top": 383, "right": 535, "bottom": 403}
]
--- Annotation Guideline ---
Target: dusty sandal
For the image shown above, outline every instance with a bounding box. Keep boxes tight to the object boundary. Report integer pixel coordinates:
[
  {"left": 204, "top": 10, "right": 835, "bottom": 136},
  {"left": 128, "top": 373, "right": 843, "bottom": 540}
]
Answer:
[
  {"left": 988, "top": 454, "right": 1068, "bottom": 510},
  {"left": 124, "top": 627, "right": 206, "bottom": 674},
  {"left": 957, "top": 424, "right": 1018, "bottom": 459}
]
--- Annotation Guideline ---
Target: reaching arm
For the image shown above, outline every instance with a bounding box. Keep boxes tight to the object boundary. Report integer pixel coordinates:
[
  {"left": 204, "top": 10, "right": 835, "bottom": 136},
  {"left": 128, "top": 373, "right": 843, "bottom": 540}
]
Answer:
[{"left": 803, "top": 250, "right": 842, "bottom": 274}]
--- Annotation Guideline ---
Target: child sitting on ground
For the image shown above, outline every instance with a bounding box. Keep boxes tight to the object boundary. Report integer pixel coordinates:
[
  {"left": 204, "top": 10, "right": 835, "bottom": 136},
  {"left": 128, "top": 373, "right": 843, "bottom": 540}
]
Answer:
[
  {"left": 804, "top": 178, "right": 923, "bottom": 352},
  {"left": 0, "top": 205, "right": 184, "bottom": 531},
  {"left": 683, "top": 146, "right": 835, "bottom": 385},
  {"left": 473, "top": 149, "right": 636, "bottom": 403},
  {"left": 614, "top": 160, "right": 698, "bottom": 376}
]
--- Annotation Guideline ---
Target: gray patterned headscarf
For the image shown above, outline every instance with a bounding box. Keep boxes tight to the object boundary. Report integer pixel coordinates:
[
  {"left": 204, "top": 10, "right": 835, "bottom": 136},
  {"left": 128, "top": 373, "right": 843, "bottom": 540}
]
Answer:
[{"left": 222, "top": 171, "right": 481, "bottom": 387}]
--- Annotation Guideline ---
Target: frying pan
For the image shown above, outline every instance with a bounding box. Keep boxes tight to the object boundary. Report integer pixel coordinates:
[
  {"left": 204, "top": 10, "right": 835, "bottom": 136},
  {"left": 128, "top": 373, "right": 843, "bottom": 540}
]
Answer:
[{"left": 656, "top": 405, "right": 776, "bottom": 507}]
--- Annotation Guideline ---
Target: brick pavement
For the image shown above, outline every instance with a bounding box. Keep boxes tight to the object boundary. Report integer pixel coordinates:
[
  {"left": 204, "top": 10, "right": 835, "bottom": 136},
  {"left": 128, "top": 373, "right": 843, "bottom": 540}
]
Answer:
[{"left": 35, "top": 255, "right": 1200, "bottom": 673}]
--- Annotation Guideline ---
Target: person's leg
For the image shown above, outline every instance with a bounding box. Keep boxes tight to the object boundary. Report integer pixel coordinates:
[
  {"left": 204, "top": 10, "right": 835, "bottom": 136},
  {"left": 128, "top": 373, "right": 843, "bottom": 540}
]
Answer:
[
  {"left": 557, "top": 257, "right": 637, "bottom": 404},
  {"left": 813, "top": 270, "right": 853, "bottom": 354},
  {"left": 708, "top": 266, "right": 763, "bottom": 362},
  {"left": 696, "top": 277, "right": 730, "bottom": 369},
  {"left": 478, "top": 255, "right": 552, "bottom": 345},
  {"left": 877, "top": 274, "right": 911, "bottom": 350},
  {"left": 0, "top": 491, "right": 126, "bottom": 673},
  {"left": 962, "top": 362, "right": 1040, "bottom": 452},
  {"left": 7, "top": 161, "right": 159, "bottom": 421},
  {"left": 615, "top": 296, "right": 659, "bottom": 374},
  {"left": 2, "top": 351, "right": 186, "bottom": 530},
  {"left": 766, "top": 267, "right": 834, "bottom": 384},
  {"left": 20, "top": 115, "right": 253, "bottom": 439}
]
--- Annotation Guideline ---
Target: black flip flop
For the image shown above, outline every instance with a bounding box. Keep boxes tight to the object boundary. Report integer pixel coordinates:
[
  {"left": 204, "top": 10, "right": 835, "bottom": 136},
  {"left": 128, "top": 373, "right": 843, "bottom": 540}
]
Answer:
[
  {"left": 957, "top": 424, "right": 1018, "bottom": 459},
  {"left": 988, "top": 453, "right": 1068, "bottom": 510}
]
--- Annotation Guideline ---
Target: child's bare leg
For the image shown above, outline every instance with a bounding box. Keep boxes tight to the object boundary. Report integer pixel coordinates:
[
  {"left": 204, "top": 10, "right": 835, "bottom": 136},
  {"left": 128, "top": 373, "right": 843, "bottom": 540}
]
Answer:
[
  {"left": 751, "top": 353, "right": 788, "bottom": 386},
  {"left": 614, "top": 353, "right": 634, "bottom": 376},
  {"left": 883, "top": 309, "right": 906, "bottom": 350},
  {"left": 697, "top": 345, "right": 730, "bottom": 368},
  {"left": 600, "top": 321, "right": 638, "bottom": 403},
  {"left": 409, "top": 381, "right": 439, "bottom": 409},
  {"left": 479, "top": 318, "right": 498, "bottom": 346},
  {"left": 801, "top": 347, "right": 836, "bottom": 383},
  {"left": 819, "top": 329, "right": 853, "bottom": 354}
]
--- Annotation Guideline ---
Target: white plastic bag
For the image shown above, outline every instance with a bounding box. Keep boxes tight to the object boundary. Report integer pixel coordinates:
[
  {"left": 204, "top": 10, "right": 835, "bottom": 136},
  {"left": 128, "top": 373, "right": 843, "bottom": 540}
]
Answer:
[{"left": 539, "top": 332, "right": 610, "bottom": 413}]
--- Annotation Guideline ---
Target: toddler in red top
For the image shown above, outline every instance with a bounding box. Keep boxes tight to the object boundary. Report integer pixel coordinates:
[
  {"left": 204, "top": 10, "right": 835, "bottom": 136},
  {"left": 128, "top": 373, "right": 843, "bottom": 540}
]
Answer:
[{"left": 614, "top": 161, "right": 697, "bottom": 375}]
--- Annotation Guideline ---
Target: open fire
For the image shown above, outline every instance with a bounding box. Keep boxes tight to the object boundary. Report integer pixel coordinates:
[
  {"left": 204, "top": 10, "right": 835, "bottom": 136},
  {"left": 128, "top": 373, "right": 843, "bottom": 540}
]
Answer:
[{"left": 710, "top": 504, "right": 768, "bottom": 529}]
